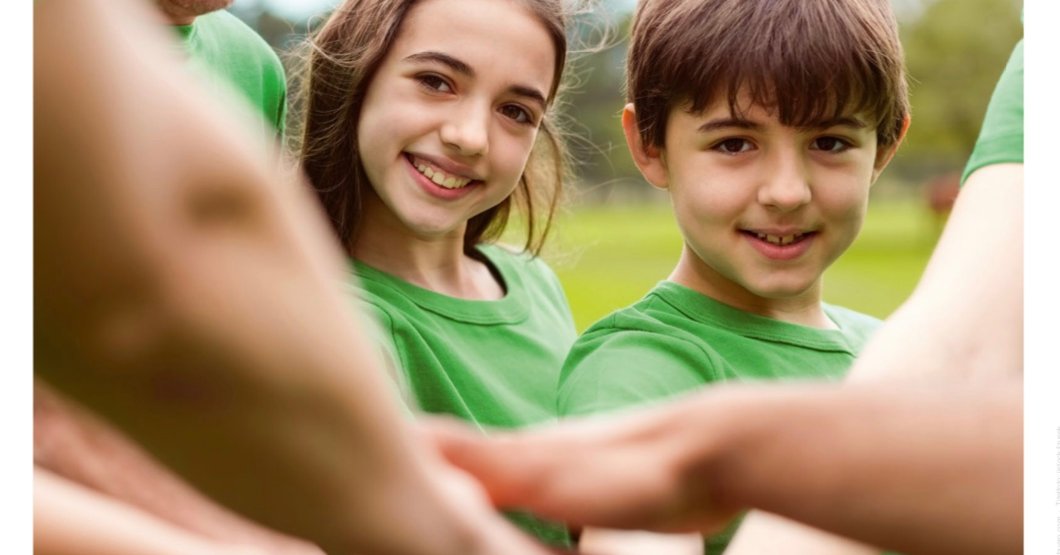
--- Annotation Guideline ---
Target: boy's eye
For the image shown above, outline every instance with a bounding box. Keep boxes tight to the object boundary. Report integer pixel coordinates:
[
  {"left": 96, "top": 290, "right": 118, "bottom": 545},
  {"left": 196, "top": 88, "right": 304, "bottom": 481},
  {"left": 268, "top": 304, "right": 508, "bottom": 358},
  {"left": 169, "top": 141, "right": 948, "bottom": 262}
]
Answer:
[
  {"left": 713, "top": 138, "right": 754, "bottom": 154},
  {"left": 416, "top": 74, "right": 453, "bottom": 93},
  {"left": 811, "top": 136, "right": 851, "bottom": 153},
  {"left": 499, "top": 104, "right": 534, "bottom": 125}
]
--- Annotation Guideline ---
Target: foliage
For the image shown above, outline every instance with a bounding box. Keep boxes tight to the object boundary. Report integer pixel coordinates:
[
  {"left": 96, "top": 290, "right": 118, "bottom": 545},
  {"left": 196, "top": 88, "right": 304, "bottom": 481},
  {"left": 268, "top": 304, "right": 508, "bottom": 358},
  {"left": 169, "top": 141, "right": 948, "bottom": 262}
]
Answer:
[{"left": 896, "top": 0, "right": 1023, "bottom": 175}]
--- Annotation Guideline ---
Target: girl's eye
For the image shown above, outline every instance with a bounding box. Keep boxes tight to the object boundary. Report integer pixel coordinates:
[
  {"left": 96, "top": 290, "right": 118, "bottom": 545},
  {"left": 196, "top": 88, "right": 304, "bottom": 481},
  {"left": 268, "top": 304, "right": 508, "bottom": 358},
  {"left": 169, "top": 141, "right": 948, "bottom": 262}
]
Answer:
[
  {"left": 499, "top": 104, "right": 534, "bottom": 125},
  {"left": 417, "top": 74, "right": 453, "bottom": 93},
  {"left": 811, "top": 136, "right": 851, "bottom": 153},
  {"left": 712, "top": 138, "right": 754, "bottom": 155}
]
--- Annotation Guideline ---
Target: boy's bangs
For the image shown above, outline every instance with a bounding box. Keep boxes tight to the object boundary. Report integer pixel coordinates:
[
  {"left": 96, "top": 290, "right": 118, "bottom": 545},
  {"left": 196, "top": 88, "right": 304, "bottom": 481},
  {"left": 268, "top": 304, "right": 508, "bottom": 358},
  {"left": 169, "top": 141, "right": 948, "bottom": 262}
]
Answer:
[
  {"left": 682, "top": 52, "right": 888, "bottom": 133},
  {"left": 629, "top": 0, "right": 907, "bottom": 147}
]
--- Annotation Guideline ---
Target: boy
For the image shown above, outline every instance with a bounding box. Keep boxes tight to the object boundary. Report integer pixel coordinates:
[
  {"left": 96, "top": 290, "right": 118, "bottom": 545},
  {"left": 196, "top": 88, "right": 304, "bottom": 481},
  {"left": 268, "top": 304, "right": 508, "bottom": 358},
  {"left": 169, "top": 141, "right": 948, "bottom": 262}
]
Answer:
[{"left": 560, "top": 0, "right": 909, "bottom": 552}]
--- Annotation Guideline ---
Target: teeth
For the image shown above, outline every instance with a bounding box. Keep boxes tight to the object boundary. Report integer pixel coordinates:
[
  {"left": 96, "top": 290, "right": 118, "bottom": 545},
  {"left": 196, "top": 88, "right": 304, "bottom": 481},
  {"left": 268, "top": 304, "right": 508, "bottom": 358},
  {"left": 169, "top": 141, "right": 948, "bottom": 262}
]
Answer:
[
  {"left": 754, "top": 232, "right": 804, "bottom": 246},
  {"left": 413, "top": 159, "right": 473, "bottom": 189}
]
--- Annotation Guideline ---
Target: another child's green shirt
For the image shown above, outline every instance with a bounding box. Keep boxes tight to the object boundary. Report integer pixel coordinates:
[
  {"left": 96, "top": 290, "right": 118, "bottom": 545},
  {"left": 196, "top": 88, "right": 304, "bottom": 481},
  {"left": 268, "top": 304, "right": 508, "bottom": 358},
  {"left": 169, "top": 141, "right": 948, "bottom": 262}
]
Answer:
[
  {"left": 558, "top": 280, "right": 881, "bottom": 553},
  {"left": 961, "top": 39, "right": 1023, "bottom": 183},
  {"left": 171, "top": 10, "right": 287, "bottom": 140},
  {"left": 351, "top": 244, "right": 577, "bottom": 545}
]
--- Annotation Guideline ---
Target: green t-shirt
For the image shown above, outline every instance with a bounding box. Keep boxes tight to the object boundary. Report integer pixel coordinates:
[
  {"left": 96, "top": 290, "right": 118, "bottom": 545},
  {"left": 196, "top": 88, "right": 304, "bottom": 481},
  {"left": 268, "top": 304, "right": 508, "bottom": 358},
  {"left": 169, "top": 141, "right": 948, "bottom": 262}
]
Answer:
[
  {"left": 351, "top": 244, "right": 577, "bottom": 546},
  {"left": 559, "top": 280, "right": 881, "bottom": 553},
  {"left": 172, "top": 10, "right": 287, "bottom": 140},
  {"left": 961, "top": 39, "right": 1023, "bottom": 183}
]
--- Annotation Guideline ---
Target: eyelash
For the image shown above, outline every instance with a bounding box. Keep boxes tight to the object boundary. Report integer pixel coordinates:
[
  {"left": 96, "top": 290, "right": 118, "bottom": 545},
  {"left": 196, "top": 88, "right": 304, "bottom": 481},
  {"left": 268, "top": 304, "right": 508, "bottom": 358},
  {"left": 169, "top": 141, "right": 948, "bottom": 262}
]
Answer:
[
  {"left": 709, "top": 136, "right": 854, "bottom": 155},
  {"left": 415, "top": 73, "right": 537, "bottom": 126},
  {"left": 416, "top": 73, "right": 453, "bottom": 94},
  {"left": 711, "top": 138, "right": 754, "bottom": 155},
  {"left": 810, "top": 136, "right": 853, "bottom": 153},
  {"left": 500, "top": 104, "right": 535, "bottom": 126}
]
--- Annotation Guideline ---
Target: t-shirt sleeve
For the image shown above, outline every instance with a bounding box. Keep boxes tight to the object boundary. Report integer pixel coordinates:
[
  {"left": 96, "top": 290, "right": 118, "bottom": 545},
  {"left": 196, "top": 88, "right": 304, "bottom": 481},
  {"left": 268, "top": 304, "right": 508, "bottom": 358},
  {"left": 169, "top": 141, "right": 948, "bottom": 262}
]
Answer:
[
  {"left": 557, "top": 326, "right": 718, "bottom": 418},
  {"left": 961, "top": 39, "right": 1024, "bottom": 184}
]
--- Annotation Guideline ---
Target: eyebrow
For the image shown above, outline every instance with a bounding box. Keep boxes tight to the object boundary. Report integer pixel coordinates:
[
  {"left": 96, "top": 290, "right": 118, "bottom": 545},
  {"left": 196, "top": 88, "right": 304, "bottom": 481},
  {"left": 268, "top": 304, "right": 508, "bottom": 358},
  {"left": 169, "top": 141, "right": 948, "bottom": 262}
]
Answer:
[
  {"left": 403, "top": 50, "right": 548, "bottom": 109},
  {"left": 696, "top": 116, "right": 868, "bottom": 134},
  {"left": 697, "top": 118, "right": 761, "bottom": 133}
]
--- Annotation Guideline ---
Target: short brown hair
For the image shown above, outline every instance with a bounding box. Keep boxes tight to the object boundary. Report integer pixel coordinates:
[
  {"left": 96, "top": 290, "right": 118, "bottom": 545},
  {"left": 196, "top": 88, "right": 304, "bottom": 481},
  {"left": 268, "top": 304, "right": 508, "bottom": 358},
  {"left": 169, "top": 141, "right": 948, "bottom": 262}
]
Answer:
[
  {"left": 626, "top": 0, "right": 909, "bottom": 149},
  {"left": 295, "top": 0, "right": 571, "bottom": 256}
]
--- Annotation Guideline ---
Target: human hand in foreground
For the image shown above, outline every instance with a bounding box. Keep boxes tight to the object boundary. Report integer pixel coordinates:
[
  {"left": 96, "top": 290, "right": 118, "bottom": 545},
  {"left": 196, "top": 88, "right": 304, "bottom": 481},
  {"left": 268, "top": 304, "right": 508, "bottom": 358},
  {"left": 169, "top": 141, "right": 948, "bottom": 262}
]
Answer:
[
  {"left": 421, "top": 395, "right": 743, "bottom": 535},
  {"left": 425, "top": 383, "right": 1022, "bottom": 555}
]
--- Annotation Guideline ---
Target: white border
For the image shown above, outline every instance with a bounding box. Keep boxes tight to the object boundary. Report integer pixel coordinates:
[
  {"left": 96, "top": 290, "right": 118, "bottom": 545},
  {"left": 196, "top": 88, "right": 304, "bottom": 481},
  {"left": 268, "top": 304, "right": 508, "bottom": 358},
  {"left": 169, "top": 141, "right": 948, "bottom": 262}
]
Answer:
[
  {"left": 1024, "top": 0, "right": 1057, "bottom": 553},
  {"left": 10, "top": 1, "right": 33, "bottom": 553}
]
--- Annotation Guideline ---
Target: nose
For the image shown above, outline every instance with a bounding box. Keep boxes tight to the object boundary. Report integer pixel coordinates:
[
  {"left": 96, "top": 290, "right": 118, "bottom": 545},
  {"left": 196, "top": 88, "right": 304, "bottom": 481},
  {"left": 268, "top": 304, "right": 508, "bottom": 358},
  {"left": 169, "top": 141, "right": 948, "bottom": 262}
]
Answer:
[
  {"left": 758, "top": 149, "right": 811, "bottom": 212},
  {"left": 440, "top": 99, "right": 489, "bottom": 157}
]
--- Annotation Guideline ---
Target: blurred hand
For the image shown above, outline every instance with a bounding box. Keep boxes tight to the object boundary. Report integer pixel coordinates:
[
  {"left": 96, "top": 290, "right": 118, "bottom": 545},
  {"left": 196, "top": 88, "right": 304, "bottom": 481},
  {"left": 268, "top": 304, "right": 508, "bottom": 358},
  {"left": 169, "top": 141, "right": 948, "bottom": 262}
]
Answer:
[{"left": 420, "top": 402, "right": 742, "bottom": 536}]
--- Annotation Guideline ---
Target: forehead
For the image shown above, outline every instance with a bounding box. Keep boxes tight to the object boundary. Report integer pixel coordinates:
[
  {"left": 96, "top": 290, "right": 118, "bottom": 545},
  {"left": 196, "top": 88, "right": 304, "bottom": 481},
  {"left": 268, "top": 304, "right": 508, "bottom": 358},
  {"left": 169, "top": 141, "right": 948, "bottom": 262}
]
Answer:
[{"left": 388, "top": 0, "right": 556, "bottom": 94}]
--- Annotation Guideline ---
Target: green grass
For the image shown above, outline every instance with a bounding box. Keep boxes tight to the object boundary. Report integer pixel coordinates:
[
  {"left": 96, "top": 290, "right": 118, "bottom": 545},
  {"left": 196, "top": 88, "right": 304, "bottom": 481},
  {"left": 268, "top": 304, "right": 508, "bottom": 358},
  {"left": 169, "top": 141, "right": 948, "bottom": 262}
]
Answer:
[{"left": 538, "top": 199, "right": 942, "bottom": 331}]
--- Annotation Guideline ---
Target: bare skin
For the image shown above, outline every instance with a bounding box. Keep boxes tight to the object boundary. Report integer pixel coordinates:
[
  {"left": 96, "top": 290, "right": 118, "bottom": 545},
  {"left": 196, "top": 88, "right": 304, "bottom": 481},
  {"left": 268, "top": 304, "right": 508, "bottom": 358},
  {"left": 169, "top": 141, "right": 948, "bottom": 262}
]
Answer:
[
  {"left": 427, "top": 382, "right": 1022, "bottom": 555},
  {"left": 34, "top": 382, "right": 320, "bottom": 555},
  {"left": 36, "top": 467, "right": 272, "bottom": 555},
  {"left": 34, "top": 0, "right": 551, "bottom": 553}
]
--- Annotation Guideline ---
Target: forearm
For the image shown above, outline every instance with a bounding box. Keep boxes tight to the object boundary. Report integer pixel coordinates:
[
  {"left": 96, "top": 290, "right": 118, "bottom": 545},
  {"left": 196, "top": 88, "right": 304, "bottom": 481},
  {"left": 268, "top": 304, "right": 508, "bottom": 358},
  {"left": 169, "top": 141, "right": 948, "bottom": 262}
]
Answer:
[
  {"left": 693, "top": 383, "right": 1022, "bottom": 555},
  {"left": 579, "top": 528, "right": 703, "bottom": 555},
  {"left": 35, "top": 467, "right": 255, "bottom": 555},
  {"left": 33, "top": 1, "right": 515, "bottom": 552},
  {"left": 724, "top": 512, "right": 878, "bottom": 555},
  {"left": 34, "top": 381, "right": 320, "bottom": 554},
  {"left": 848, "top": 164, "right": 1023, "bottom": 383}
]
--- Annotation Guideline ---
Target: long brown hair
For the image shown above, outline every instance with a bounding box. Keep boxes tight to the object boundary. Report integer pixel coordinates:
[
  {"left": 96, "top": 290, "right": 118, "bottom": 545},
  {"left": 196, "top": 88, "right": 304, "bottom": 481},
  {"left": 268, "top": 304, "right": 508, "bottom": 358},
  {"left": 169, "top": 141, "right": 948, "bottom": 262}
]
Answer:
[
  {"left": 627, "top": 0, "right": 910, "bottom": 149},
  {"left": 294, "top": 0, "right": 572, "bottom": 257}
]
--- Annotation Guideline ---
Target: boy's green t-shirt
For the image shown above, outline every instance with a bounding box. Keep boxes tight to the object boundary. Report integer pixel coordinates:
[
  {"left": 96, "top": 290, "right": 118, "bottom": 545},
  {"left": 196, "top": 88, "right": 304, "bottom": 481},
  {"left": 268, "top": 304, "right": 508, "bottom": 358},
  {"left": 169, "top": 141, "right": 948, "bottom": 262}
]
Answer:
[
  {"left": 171, "top": 10, "right": 287, "bottom": 139},
  {"left": 961, "top": 39, "right": 1023, "bottom": 183},
  {"left": 558, "top": 280, "right": 881, "bottom": 553},
  {"left": 351, "top": 244, "right": 578, "bottom": 545}
]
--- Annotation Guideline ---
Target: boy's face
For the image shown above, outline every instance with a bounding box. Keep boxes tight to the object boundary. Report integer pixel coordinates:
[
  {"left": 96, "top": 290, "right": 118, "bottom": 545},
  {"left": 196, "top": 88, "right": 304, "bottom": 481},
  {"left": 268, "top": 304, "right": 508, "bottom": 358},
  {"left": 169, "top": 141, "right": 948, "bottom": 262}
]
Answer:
[{"left": 623, "top": 90, "right": 905, "bottom": 311}]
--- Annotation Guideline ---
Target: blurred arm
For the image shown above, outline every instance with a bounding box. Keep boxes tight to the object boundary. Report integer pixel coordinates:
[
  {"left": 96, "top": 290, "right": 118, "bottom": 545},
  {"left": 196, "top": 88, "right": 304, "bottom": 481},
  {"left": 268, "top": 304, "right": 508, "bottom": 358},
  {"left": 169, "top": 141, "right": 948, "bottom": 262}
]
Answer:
[
  {"left": 33, "top": 1, "right": 545, "bottom": 554},
  {"left": 723, "top": 513, "right": 878, "bottom": 555},
  {"left": 848, "top": 163, "right": 1023, "bottom": 383},
  {"left": 430, "top": 382, "right": 1021, "bottom": 555},
  {"left": 34, "top": 380, "right": 320, "bottom": 554},
  {"left": 579, "top": 528, "right": 702, "bottom": 555},
  {"left": 35, "top": 467, "right": 260, "bottom": 555}
]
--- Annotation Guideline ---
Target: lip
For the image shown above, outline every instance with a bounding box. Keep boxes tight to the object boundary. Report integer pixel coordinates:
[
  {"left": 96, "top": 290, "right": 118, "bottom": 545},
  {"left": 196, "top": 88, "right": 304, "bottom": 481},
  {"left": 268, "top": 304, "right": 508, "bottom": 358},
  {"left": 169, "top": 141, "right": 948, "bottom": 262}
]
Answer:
[
  {"left": 403, "top": 154, "right": 481, "bottom": 200},
  {"left": 740, "top": 229, "right": 817, "bottom": 261},
  {"left": 406, "top": 152, "right": 482, "bottom": 181}
]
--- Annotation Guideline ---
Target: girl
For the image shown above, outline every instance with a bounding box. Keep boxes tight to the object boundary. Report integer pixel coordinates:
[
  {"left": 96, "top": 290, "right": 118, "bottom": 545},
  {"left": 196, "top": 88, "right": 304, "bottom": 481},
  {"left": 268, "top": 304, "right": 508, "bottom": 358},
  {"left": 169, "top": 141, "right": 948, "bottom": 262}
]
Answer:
[{"left": 297, "top": 0, "right": 578, "bottom": 545}]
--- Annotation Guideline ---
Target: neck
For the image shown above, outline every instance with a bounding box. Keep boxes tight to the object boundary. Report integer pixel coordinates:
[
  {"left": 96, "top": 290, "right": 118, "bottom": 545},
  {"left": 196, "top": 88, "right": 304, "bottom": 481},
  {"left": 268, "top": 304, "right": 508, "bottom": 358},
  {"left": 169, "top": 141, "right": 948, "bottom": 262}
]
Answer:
[
  {"left": 669, "top": 245, "right": 835, "bottom": 329},
  {"left": 351, "top": 197, "right": 503, "bottom": 300}
]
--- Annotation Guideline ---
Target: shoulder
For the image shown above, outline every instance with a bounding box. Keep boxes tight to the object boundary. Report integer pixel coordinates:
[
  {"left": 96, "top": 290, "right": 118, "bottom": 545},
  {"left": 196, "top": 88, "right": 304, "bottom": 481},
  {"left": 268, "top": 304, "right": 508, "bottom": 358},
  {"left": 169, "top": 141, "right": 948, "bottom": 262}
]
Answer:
[
  {"left": 480, "top": 243, "right": 567, "bottom": 298},
  {"left": 824, "top": 303, "right": 882, "bottom": 344},
  {"left": 195, "top": 10, "right": 284, "bottom": 71},
  {"left": 558, "top": 295, "right": 724, "bottom": 416},
  {"left": 571, "top": 296, "right": 714, "bottom": 362},
  {"left": 480, "top": 243, "right": 549, "bottom": 274},
  {"left": 346, "top": 270, "right": 413, "bottom": 327}
]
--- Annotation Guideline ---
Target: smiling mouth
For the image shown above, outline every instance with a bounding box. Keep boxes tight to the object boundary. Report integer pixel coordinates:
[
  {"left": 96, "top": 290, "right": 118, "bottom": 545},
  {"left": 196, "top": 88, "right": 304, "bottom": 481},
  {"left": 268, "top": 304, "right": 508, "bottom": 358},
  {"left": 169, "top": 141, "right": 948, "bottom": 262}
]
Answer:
[
  {"left": 742, "top": 230, "right": 815, "bottom": 246},
  {"left": 407, "top": 154, "right": 476, "bottom": 190}
]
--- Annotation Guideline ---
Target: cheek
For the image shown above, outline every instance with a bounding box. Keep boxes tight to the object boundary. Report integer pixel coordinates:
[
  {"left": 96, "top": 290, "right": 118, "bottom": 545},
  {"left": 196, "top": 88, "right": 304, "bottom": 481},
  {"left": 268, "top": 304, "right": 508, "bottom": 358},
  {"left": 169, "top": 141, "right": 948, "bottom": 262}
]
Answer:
[
  {"left": 493, "top": 131, "right": 539, "bottom": 187},
  {"left": 672, "top": 174, "right": 746, "bottom": 223},
  {"left": 813, "top": 165, "right": 874, "bottom": 218}
]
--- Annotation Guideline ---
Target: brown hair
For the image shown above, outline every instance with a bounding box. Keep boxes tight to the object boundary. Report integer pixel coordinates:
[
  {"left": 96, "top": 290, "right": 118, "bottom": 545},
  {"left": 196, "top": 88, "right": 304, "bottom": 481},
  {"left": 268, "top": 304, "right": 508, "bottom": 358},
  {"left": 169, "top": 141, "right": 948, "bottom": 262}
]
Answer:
[
  {"left": 295, "top": 0, "right": 571, "bottom": 257},
  {"left": 626, "top": 0, "right": 909, "bottom": 149}
]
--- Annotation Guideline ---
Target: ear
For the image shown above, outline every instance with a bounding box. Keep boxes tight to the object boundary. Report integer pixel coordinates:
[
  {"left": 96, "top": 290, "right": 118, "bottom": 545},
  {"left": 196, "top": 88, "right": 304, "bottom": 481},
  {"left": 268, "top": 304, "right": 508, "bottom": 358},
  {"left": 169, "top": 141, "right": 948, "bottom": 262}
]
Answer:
[
  {"left": 621, "top": 103, "right": 669, "bottom": 189},
  {"left": 871, "top": 114, "right": 911, "bottom": 184}
]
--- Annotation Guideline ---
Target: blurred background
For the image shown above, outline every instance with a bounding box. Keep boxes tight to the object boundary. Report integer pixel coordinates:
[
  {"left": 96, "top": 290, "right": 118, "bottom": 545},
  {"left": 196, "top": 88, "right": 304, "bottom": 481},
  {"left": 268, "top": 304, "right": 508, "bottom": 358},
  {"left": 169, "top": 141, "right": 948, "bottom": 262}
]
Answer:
[{"left": 231, "top": 0, "right": 1023, "bottom": 330}]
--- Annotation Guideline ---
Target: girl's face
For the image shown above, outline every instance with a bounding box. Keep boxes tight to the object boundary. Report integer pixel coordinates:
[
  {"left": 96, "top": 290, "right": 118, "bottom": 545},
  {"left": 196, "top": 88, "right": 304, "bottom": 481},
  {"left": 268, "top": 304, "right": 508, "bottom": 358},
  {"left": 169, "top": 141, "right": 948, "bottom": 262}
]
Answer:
[{"left": 356, "top": 0, "right": 556, "bottom": 242}]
